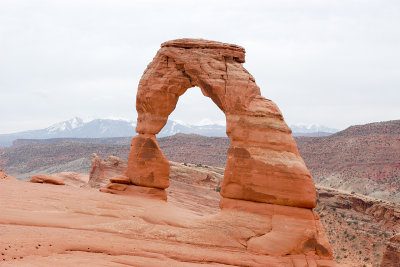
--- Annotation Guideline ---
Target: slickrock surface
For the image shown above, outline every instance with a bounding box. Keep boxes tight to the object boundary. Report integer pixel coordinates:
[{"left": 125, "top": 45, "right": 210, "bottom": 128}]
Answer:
[
  {"left": 89, "top": 157, "right": 224, "bottom": 214},
  {"left": 30, "top": 172, "right": 89, "bottom": 187},
  {"left": 0, "top": 179, "right": 335, "bottom": 266}
]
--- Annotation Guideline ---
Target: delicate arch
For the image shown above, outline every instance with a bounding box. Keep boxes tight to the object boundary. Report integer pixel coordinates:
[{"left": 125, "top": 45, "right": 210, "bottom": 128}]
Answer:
[{"left": 125, "top": 39, "right": 316, "bottom": 209}]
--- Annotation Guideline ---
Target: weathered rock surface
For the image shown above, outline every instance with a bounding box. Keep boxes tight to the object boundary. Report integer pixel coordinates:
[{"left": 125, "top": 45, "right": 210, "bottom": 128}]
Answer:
[
  {"left": 88, "top": 153, "right": 127, "bottom": 188},
  {"left": 220, "top": 198, "right": 332, "bottom": 257},
  {"left": 125, "top": 134, "right": 170, "bottom": 189},
  {"left": 30, "top": 172, "right": 89, "bottom": 187},
  {"left": 126, "top": 38, "right": 316, "bottom": 209},
  {"left": 97, "top": 134, "right": 170, "bottom": 199}
]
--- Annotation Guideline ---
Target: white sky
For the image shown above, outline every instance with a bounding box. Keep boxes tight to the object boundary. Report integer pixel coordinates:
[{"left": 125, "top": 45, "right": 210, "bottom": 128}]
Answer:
[{"left": 1, "top": 0, "right": 399, "bottom": 133}]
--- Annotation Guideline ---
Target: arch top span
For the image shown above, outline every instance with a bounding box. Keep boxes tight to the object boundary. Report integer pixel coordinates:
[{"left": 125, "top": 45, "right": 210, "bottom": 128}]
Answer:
[
  {"left": 161, "top": 38, "right": 246, "bottom": 63},
  {"left": 136, "top": 38, "right": 261, "bottom": 135},
  {"left": 125, "top": 38, "right": 317, "bottom": 209}
]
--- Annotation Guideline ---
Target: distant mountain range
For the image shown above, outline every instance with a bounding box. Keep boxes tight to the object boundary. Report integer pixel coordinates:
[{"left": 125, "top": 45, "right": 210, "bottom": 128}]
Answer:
[
  {"left": 290, "top": 124, "right": 339, "bottom": 137},
  {"left": 0, "top": 117, "right": 338, "bottom": 147}
]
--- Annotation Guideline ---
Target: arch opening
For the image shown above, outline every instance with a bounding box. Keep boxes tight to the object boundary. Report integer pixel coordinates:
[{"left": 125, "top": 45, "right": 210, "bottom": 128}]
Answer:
[
  {"left": 159, "top": 86, "right": 229, "bottom": 213},
  {"left": 167, "top": 86, "right": 226, "bottom": 131}
]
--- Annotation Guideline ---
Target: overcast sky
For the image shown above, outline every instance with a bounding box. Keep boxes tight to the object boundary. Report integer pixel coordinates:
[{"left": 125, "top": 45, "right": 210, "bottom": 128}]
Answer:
[{"left": 1, "top": 0, "right": 399, "bottom": 133}]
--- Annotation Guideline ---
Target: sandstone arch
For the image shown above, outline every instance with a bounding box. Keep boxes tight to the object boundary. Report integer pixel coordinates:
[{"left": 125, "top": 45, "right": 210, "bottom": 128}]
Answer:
[{"left": 124, "top": 39, "right": 316, "bottom": 209}]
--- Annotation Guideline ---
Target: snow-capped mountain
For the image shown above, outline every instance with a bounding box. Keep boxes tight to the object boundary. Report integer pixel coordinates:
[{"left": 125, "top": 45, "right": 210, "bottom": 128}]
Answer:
[
  {"left": 0, "top": 117, "right": 338, "bottom": 147},
  {"left": 0, "top": 117, "right": 226, "bottom": 147},
  {"left": 290, "top": 124, "right": 339, "bottom": 134},
  {"left": 47, "top": 117, "right": 85, "bottom": 133},
  {"left": 158, "top": 120, "right": 226, "bottom": 137}
]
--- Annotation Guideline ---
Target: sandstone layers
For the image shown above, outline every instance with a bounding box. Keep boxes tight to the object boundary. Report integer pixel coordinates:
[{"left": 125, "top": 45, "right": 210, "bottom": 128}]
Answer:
[
  {"left": 111, "top": 38, "right": 316, "bottom": 207},
  {"left": 100, "top": 39, "right": 334, "bottom": 264}
]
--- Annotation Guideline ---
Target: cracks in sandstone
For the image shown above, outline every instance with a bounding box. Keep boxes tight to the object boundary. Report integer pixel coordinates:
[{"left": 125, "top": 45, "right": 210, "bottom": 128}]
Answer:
[
  {"left": 223, "top": 56, "right": 228, "bottom": 96},
  {"left": 170, "top": 57, "right": 193, "bottom": 89}
]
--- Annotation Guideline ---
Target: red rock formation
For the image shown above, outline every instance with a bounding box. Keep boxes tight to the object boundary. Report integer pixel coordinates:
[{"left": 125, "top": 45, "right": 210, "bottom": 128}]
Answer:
[
  {"left": 125, "top": 135, "right": 170, "bottom": 189},
  {"left": 98, "top": 39, "right": 333, "bottom": 264},
  {"left": 89, "top": 153, "right": 128, "bottom": 188},
  {"left": 114, "top": 38, "right": 315, "bottom": 209},
  {"left": 0, "top": 167, "right": 16, "bottom": 181}
]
